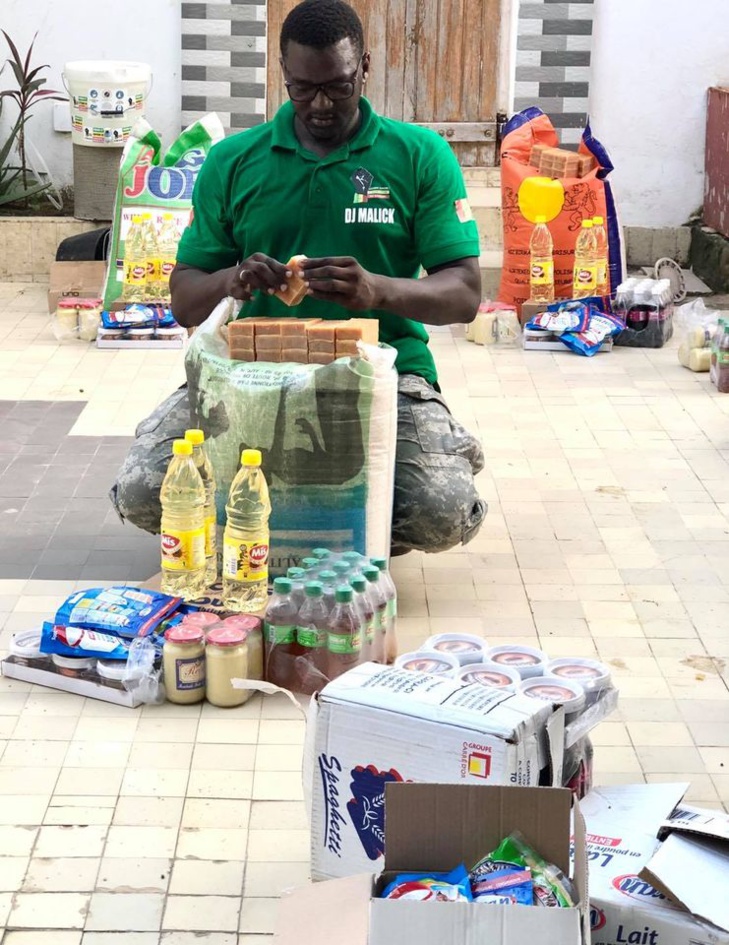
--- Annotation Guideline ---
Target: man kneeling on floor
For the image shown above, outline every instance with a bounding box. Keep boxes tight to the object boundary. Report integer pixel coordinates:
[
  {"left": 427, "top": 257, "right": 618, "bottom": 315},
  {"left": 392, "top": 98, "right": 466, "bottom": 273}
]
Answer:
[{"left": 110, "top": 0, "right": 486, "bottom": 556}]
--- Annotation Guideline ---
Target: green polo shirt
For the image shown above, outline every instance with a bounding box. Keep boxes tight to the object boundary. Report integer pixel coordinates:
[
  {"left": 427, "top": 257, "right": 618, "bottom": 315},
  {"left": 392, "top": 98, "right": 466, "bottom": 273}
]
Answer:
[{"left": 177, "top": 97, "right": 481, "bottom": 385}]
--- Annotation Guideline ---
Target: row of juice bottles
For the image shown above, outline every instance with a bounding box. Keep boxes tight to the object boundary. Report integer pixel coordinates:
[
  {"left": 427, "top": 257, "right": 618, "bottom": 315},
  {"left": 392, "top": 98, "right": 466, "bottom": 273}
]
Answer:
[
  {"left": 529, "top": 216, "right": 609, "bottom": 303},
  {"left": 122, "top": 212, "right": 179, "bottom": 304},
  {"left": 264, "top": 549, "right": 398, "bottom": 693},
  {"left": 159, "top": 432, "right": 272, "bottom": 612},
  {"left": 711, "top": 316, "right": 729, "bottom": 393}
]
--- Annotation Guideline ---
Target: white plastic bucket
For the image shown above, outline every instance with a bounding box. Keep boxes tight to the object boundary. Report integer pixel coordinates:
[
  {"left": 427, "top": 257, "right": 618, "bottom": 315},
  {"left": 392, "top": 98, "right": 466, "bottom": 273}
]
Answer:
[{"left": 63, "top": 60, "right": 152, "bottom": 147}]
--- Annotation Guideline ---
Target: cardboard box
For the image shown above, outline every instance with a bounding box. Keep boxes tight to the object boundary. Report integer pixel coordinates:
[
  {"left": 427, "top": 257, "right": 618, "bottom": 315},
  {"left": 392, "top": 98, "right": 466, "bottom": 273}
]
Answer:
[
  {"left": 48, "top": 261, "right": 107, "bottom": 313},
  {"left": 581, "top": 783, "right": 729, "bottom": 945},
  {"left": 307, "top": 663, "right": 566, "bottom": 881},
  {"left": 277, "top": 783, "right": 588, "bottom": 945}
]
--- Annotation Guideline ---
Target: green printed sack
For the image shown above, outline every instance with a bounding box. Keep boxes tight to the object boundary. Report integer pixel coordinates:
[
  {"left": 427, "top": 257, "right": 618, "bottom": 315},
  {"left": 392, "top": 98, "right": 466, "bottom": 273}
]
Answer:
[
  {"left": 102, "top": 113, "right": 224, "bottom": 308},
  {"left": 186, "top": 298, "right": 398, "bottom": 576}
]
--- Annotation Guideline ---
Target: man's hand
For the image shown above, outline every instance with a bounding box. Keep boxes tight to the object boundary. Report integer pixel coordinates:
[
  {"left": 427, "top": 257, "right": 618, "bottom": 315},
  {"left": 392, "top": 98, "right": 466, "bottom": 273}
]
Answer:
[
  {"left": 299, "top": 256, "right": 382, "bottom": 311},
  {"left": 227, "top": 253, "right": 293, "bottom": 302}
]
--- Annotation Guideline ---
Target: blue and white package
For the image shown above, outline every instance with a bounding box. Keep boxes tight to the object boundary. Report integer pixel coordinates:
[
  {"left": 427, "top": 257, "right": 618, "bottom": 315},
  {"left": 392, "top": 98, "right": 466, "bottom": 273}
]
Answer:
[
  {"left": 527, "top": 299, "right": 596, "bottom": 335},
  {"left": 102, "top": 305, "right": 177, "bottom": 330},
  {"left": 40, "top": 622, "right": 130, "bottom": 660},
  {"left": 560, "top": 311, "right": 624, "bottom": 357},
  {"left": 54, "top": 586, "right": 182, "bottom": 638}
]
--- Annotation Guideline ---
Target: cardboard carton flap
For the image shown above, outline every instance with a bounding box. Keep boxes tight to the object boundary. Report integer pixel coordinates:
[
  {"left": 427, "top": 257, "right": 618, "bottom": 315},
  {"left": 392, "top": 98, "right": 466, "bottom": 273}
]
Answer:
[
  {"left": 659, "top": 803, "right": 729, "bottom": 843},
  {"left": 640, "top": 833, "right": 729, "bottom": 933},
  {"left": 384, "top": 783, "right": 573, "bottom": 875},
  {"left": 274, "top": 873, "right": 370, "bottom": 945}
]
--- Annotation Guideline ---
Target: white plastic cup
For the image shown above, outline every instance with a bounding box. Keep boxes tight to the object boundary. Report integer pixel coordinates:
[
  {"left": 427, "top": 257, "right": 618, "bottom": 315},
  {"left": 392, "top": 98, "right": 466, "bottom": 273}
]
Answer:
[
  {"left": 485, "top": 644, "right": 548, "bottom": 679},
  {"left": 518, "top": 676, "right": 586, "bottom": 721},
  {"left": 457, "top": 661, "right": 520, "bottom": 691},
  {"left": 546, "top": 657, "right": 612, "bottom": 706},
  {"left": 424, "top": 633, "right": 487, "bottom": 666},
  {"left": 394, "top": 650, "right": 460, "bottom": 677}
]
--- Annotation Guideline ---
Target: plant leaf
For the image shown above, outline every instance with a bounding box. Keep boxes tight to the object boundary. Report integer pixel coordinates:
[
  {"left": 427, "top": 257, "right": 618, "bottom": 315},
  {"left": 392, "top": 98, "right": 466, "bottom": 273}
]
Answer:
[
  {"left": 24, "top": 32, "right": 39, "bottom": 75},
  {"left": 1, "top": 31, "right": 23, "bottom": 71}
]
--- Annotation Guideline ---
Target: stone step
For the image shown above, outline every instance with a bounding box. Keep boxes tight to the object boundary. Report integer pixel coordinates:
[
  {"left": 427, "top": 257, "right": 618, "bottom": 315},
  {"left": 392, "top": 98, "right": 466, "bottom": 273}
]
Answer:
[
  {"left": 479, "top": 249, "right": 503, "bottom": 299},
  {"left": 463, "top": 166, "right": 502, "bottom": 188},
  {"left": 465, "top": 168, "right": 503, "bottom": 251}
]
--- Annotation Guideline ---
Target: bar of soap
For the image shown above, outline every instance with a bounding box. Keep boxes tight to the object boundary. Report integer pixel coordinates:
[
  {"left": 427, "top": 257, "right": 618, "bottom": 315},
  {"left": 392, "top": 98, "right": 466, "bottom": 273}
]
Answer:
[
  {"left": 335, "top": 318, "right": 379, "bottom": 345},
  {"left": 309, "top": 351, "right": 335, "bottom": 364},
  {"left": 255, "top": 320, "right": 284, "bottom": 336},
  {"left": 281, "top": 349, "right": 309, "bottom": 363},
  {"left": 281, "top": 318, "right": 318, "bottom": 337},
  {"left": 306, "top": 322, "right": 337, "bottom": 342},
  {"left": 229, "top": 347, "right": 255, "bottom": 362},
  {"left": 308, "top": 339, "right": 336, "bottom": 354},
  {"left": 335, "top": 340, "right": 360, "bottom": 357}
]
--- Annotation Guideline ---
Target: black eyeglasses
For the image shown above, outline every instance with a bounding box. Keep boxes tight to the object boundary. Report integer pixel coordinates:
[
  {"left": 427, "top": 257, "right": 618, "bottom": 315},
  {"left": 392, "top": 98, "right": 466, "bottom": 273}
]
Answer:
[{"left": 284, "top": 59, "right": 363, "bottom": 103}]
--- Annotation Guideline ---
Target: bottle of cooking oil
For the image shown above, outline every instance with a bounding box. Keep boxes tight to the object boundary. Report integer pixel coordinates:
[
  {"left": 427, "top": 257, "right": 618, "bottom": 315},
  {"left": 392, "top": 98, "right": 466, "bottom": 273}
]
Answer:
[
  {"left": 529, "top": 215, "right": 555, "bottom": 303},
  {"left": 160, "top": 440, "right": 207, "bottom": 600},
  {"left": 122, "top": 214, "right": 147, "bottom": 302},
  {"left": 223, "top": 449, "right": 271, "bottom": 613},
  {"left": 572, "top": 219, "right": 597, "bottom": 299},
  {"left": 156, "top": 213, "right": 179, "bottom": 302},
  {"left": 593, "top": 215, "right": 609, "bottom": 296},
  {"left": 185, "top": 428, "right": 217, "bottom": 586},
  {"left": 141, "top": 213, "right": 160, "bottom": 301}
]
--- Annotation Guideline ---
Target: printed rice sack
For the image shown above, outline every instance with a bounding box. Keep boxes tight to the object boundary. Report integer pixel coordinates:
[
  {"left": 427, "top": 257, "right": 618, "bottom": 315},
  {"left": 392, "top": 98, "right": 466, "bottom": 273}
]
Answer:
[
  {"left": 102, "top": 113, "right": 224, "bottom": 309},
  {"left": 497, "top": 107, "right": 625, "bottom": 313},
  {"left": 186, "top": 299, "right": 398, "bottom": 576}
]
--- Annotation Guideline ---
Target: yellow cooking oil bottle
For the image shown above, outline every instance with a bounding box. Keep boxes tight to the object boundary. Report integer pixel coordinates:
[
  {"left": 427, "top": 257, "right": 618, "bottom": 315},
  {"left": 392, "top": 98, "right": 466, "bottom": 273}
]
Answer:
[
  {"left": 223, "top": 449, "right": 271, "bottom": 613},
  {"left": 160, "top": 440, "right": 207, "bottom": 600},
  {"left": 121, "top": 214, "right": 147, "bottom": 302},
  {"left": 185, "top": 429, "right": 218, "bottom": 586}
]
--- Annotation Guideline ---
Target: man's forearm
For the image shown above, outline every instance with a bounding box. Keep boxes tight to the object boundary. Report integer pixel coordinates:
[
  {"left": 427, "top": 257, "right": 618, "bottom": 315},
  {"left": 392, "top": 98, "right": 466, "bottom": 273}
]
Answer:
[
  {"left": 170, "top": 265, "right": 237, "bottom": 328},
  {"left": 372, "top": 264, "right": 481, "bottom": 327}
]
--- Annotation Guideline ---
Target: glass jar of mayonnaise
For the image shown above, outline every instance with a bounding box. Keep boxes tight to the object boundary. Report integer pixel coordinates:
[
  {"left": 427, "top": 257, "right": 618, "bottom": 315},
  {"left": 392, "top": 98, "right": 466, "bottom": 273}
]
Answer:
[
  {"left": 163, "top": 625, "right": 205, "bottom": 704},
  {"left": 205, "top": 626, "right": 248, "bottom": 707}
]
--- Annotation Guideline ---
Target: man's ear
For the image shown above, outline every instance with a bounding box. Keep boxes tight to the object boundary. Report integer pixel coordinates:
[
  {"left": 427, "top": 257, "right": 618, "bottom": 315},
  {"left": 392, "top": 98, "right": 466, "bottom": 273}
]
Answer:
[{"left": 362, "top": 51, "right": 371, "bottom": 82}]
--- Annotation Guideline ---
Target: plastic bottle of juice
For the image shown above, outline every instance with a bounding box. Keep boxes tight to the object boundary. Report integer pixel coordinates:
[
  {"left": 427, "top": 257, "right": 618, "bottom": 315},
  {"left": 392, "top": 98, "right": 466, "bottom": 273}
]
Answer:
[
  {"left": 287, "top": 567, "right": 307, "bottom": 609},
  {"left": 122, "top": 214, "right": 147, "bottom": 302},
  {"left": 185, "top": 429, "right": 217, "bottom": 586},
  {"left": 160, "top": 440, "right": 206, "bottom": 600},
  {"left": 295, "top": 580, "right": 329, "bottom": 693},
  {"left": 529, "top": 215, "right": 554, "bottom": 303},
  {"left": 332, "top": 560, "right": 352, "bottom": 582},
  {"left": 592, "top": 215, "right": 609, "bottom": 296},
  {"left": 371, "top": 557, "right": 398, "bottom": 664},
  {"left": 141, "top": 213, "right": 160, "bottom": 300},
  {"left": 264, "top": 577, "right": 299, "bottom": 688},
  {"left": 710, "top": 317, "right": 725, "bottom": 386},
  {"left": 326, "top": 585, "right": 361, "bottom": 680},
  {"left": 301, "top": 556, "right": 321, "bottom": 577},
  {"left": 717, "top": 324, "right": 729, "bottom": 394},
  {"left": 362, "top": 565, "right": 387, "bottom": 663},
  {"left": 312, "top": 548, "right": 332, "bottom": 563},
  {"left": 341, "top": 551, "right": 364, "bottom": 569},
  {"left": 222, "top": 449, "right": 271, "bottom": 613},
  {"left": 350, "top": 574, "right": 374, "bottom": 662},
  {"left": 572, "top": 220, "right": 597, "bottom": 299},
  {"left": 156, "top": 212, "right": 178, "bottom": 302},
  {"left": 317, "top": 569, "right": 338, "bottom": 614}
]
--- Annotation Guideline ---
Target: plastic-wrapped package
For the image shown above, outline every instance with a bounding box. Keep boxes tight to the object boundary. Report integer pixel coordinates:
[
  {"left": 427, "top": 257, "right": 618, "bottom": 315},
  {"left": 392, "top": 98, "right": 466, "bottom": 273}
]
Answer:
[
  {"left": 53, "top": 297, "right": 101, "bottom": 342},
  {"left": 613, "top": 278, "right": 674, "bottom": 348}
]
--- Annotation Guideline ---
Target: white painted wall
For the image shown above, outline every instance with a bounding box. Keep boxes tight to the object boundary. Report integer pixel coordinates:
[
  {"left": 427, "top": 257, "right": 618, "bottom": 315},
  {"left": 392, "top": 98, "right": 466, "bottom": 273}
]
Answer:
[
  {"left": 0, "top": 0, "right": 181, "bottom": 189},
  {"left": 589, "top": 0, "right": 729, "bottom": 227}
]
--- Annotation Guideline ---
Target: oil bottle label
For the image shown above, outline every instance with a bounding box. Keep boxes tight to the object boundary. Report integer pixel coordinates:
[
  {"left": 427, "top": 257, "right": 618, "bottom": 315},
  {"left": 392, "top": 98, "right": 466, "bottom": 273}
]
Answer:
[
  {"left": 574, "top": 264, "right": 597, "bottom": 292},
  {"left": 265, "top": 622, "right": 295, "bottom": 645},
  {"left": 175, "top": 655, "right": 205, "bottom": 691},
  {"left": 328, "top": 630, "right": 361, "bottom": 654},
  {"left": 146, "top": 257, "right": 161, "bottom": 282},
  {"left": 161, "top": 258, "right": 176, "bottom": 281},
  {"left": 596, "top": 262, "right": 608, "bottom": 289},
  {"left": 223, "top": 537, "right": 268, "bottom": 582},
  {"left": 161, "top": 527, "right": 205, "bottom": 570},
  {"left": 530, "top": 260, "right": 553, "bottom": 286},
  {"left": 125, "top": 261, "right": 146, "bottom": 286},
  {"left": 204, "top": 515, "right": 216, "bottom": 558},
  {"left": 297, "top": 625, "right": 324, "bottom": 648}
]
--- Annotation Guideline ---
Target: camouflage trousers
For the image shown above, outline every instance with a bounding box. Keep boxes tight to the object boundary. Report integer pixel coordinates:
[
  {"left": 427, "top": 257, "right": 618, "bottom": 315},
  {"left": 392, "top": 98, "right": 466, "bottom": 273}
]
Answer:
[{"left": 109, "top": 374, "right": 486, "bottom": 555}]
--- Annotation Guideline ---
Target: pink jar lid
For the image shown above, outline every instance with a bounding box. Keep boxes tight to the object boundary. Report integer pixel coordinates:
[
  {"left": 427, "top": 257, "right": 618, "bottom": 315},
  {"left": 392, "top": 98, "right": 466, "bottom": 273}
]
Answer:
[
  {"left": 182, "top": 611, "right": 221, "bottom": 629},
  {"left": 165, "top": 625, "right": 204, "bottom": 644},
  {"left": 222, "top": 615, "right": 261, "bottom": 634},
  {"left": 207, "top": 626, "right": 247, "bottom": 647}
]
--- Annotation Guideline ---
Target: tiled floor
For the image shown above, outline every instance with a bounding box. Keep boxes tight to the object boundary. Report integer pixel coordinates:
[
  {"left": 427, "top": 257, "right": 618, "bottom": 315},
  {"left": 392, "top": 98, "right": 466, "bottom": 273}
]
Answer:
[{"left": 0, "top": 280, "right": 729, "bottom": 943}]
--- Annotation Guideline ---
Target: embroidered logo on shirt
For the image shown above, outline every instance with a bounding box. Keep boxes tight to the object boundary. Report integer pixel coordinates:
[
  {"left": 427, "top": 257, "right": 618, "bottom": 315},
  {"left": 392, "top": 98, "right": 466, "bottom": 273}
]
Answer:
[
  {"left": 351, "top": 166, "right": 391, "bottom": 204},
  {"left": 455, "top": 197, "right": 473, "bottom": 223}
]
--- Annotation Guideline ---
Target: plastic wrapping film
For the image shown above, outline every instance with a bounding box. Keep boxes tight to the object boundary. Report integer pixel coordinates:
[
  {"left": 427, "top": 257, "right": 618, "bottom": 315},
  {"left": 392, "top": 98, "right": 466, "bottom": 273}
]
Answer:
[{"left": 186, "top": 298, "right": 398, "bottom": 576}]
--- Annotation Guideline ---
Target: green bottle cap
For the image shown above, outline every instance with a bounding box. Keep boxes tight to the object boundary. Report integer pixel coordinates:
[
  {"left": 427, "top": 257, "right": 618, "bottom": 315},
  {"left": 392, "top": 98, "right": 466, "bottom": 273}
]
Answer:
[
  {"left": 287, "top": 567, "right": 306, "bottom": 579},
  {"left": 362, "top": 566, "right": 379, "bottom": 583},
  {"left": 305, "top": 581, "right": 323, "bottom": 598},
  {"left": 318, "top": 569, "right": 337, "bottom": 584},
  {"left": 301, "top": 557, "right": 319, "bottom": 570},
  {"left": 343, "top": 551, "right": 363, "bottom": 562},
  {"left": 273, "top": 578, "right": 292, "bottom": 594},
  {"left": 312, "top": 548, "right": 331, "bottom": 559},
  {"left": 333, "top": 561, "right": 351, "bottom": 575},
  {"left": 371, "top": 557, "right": 387, "bottom": 571},
  {"left": 335, "top": 585, "right": 353, "bottom": 604},
  {"left": 350, "top": 575, "right": 367, "bottom": 593}
]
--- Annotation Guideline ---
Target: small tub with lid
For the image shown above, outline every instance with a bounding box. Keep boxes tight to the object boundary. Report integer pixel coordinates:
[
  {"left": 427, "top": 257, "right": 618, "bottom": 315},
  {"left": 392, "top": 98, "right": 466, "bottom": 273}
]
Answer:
[
  {"left": 424, "top": 633, "right": 487, "bottom": 666},
  {"left": 546, "top": 657, "right": 612, "bottom": 706},
  {"left": 163, "top": 625, "right": 205, "bottom": 704},
  {"left": 8, "top": 629, "right": 50, "bottom": 668},
  {"left": 96, "top": 658, "right": 143, "bottom": 691},
  {"left": 52, "top": 654, "right": 97, "bottom": 678},
  {"left": 457, "top": 661, "right": 520, "bottom": 692},
  {"left": 222, "top": 615, "right": 263, "bottom": 681},
  {"left": 485, "top": 644, "right": 548, "bottom": 679},
  {"left": 206, "top": 625, "right": 249, "bottom": 707},
  {"left": 394, "top": 650, "right": 459, "bottom": 677},
  {"left": 518, "top": 676, "right": 586, "bottom": 722}
]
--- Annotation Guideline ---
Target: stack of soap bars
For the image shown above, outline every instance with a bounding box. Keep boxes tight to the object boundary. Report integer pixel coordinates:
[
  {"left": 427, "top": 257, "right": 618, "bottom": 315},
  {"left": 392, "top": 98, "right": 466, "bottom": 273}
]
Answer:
[{"left": 227, "top": 318, "right": 379, "bottom": 363}]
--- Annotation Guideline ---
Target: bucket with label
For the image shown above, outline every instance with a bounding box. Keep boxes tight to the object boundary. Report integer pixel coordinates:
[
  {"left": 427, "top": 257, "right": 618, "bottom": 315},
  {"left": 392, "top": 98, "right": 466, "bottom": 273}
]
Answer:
[{"left": 63, "top": 61, "right": 152, "bottom": 147}]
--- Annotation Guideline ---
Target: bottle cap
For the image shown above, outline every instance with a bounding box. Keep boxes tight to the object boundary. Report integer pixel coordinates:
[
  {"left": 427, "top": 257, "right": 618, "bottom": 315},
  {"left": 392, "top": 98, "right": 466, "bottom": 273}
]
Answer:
[
  {"left": 335, "top": 585, "right": 353, "bottom": 603},
  {"left": 333, "top": 561, "right": 351, "bottom": 575},
  {"left": 185, "top": 429, "right": 205, "bottom": 446},
  {"left": 165, "top": 625, "right": 204, "bottom": 644},
  {"left": 318, "top": 569, "right": 337, "bottom": 584},
  {"left": 287, "top": 567, "right": 306, "bottom": 579},
  {"left": 132, "top": 214, "right": 142, "bottom": 223},
  {"left": 312, "top": 548, "right": 331, "bottom": 559},
  {"left": 362, "top": 565, "right": 379, "bottom": 583},
  {"left": 535, "top": 215, "right": 547, "bottom": 224},
  {"left": 581, "top": 220, "right": 594, "bottom": 228},
  {"left": 371, "top": 557, "right": 388, "bottom": 571},
  {"left": 273, "top": 578, "right": 292, "bottom": 594},
  {"left": 350, "top": 575, "right": 367, "bottom": 593},
  {"left": 301, "top": 557, "right": 319, "bottom": 570},
  {"left": 173, "top": 440, "right": 193, "bottom": 456},
  {"left": 593, "top": 215, "right": 604, "bottom": 225},
  {"left": 241, "top": 449, "right": 262, "bottom": 466},
  {"left": 305, "top": 581, "right": 324, "bottom": 597},
  {"left": 222, "top": 614, "right": 261, "bottom": 634},
  {"left": 342, "top": 551, "right": 363, "bottom": 562},
  {"left": 207, "top": 626, "right": 247, "bottom": 647}
]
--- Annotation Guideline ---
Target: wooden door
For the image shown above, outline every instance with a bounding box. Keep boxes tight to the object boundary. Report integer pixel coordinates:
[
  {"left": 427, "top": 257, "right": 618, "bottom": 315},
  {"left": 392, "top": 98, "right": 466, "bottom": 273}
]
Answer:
[{"left": 267, "top": 0, "right": 501, "bottom": 165}]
